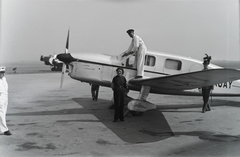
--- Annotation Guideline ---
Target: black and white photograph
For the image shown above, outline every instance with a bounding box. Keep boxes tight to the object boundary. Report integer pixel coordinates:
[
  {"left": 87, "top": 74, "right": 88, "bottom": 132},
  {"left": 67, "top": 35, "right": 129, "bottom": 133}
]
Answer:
[{"left": 0, "top": 0, "right": 240, "bottom": 156}]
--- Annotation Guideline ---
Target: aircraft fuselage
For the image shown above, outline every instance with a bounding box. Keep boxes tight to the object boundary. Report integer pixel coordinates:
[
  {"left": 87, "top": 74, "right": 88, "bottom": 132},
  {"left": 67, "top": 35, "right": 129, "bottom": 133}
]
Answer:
[{"left": 64, "top": 51, "right": 240, "bottom": 97}]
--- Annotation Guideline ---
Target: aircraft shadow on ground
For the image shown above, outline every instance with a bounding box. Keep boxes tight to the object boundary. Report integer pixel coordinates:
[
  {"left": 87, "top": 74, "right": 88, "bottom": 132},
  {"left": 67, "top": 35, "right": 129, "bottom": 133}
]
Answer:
[
  {"left": 72, "top": 98, "right": 240, "bottom": 143},
  {"left": 7, "top": 98, "right": 240, "bottom": 144},
  {"left": 72, "top": 98, "right": 173, "bottom": 144},
  {"left": 8, "top": 97, "right": 173, "bottom": 143}
]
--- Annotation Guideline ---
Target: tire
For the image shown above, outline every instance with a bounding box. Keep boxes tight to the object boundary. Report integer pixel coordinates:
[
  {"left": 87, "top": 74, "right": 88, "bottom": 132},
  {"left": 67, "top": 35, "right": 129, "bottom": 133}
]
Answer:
[{"left": 130, "top": 111, "right": 144, "bottom": 116}]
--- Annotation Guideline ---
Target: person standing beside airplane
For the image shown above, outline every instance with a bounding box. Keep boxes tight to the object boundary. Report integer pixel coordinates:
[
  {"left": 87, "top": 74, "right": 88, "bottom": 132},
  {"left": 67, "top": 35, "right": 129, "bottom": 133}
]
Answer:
[
  {"left": 122, "top": 29, "right": 147, "bottom": 78},
  {"left": 91, "top": 84, "right": 100, "bottom": 101},
  {"left": 111, "top": 67, "right": 128, "bottom": 122},
  {"left": 0, "top": 67, "right": 11, "bottom": 135},
  {"left": 201, "top": 54, "right": 214, "bottom": 113}
]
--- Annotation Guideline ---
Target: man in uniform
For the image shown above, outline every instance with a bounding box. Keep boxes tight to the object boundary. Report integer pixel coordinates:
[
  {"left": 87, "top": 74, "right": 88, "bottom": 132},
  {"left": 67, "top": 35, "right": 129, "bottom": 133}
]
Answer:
[
  {"left": 201, "top": 54, "right": 213, "bottom": 113},
  {"left": 122, "top": 29, "right": 147, "bottom": 78},
  {"left": 0, "top": 66, "right": 11, "bottom": 135},
  {"left": 111, "top": 67, "right": 127, "bottom": 122}
]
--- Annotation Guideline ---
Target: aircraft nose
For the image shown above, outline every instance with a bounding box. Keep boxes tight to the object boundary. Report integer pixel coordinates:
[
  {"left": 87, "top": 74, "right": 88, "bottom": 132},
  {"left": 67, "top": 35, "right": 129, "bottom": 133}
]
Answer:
[{"left": 57, "top": 53, "right": 77, "bottom": 64}]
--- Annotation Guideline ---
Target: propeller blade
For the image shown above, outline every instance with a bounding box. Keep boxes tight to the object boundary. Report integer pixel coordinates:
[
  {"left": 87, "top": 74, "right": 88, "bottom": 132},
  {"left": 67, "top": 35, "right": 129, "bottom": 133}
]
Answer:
[
  {"left": 60, "top": 29, "right": 70, "bottom": 89},
  {"left": 65, "top": 30, "right": 70, "bottom": 54},
  {"left": 60, "top": 64, "right": 66, "bottom": 89}
]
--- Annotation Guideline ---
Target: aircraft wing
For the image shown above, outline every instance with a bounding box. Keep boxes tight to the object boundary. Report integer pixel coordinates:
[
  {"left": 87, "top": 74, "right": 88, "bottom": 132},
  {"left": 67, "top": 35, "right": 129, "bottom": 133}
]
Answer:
[{"left": 128, "top": 69, "right": 240, "bottom": 90}]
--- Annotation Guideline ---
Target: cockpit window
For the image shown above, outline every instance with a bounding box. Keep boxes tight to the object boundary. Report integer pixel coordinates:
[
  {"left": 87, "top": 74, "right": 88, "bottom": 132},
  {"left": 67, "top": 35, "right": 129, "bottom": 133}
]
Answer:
[
  {"left": 165, "top": 59, "right": 182, "bottom": 70},
  {"left": 144, "top": 55, "right": 155, "bottom": 66},
  {"left": 126, "top": 54, "right": 156, "bottom": 68}
]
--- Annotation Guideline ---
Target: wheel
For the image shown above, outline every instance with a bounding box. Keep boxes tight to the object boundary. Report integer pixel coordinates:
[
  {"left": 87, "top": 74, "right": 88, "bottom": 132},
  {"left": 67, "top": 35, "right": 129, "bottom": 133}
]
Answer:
[{"left": 130, "top": 111, "right": 144, "bottom": 116}]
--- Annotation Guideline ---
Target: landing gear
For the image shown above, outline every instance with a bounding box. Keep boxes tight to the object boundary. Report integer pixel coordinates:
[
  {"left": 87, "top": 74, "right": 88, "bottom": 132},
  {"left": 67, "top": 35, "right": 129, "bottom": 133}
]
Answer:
[
  {"left": 130, "top": 111, "right": 143, "bottom": 116},
  {"left": 124, "top": 109, "right": 144, "bottom": 117}
]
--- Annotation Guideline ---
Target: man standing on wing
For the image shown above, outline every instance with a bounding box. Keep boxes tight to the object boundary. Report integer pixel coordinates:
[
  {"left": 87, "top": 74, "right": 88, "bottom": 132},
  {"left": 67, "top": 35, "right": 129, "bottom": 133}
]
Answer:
[{"left": 122, "top": 29, "right": 147, "bottom": 78}]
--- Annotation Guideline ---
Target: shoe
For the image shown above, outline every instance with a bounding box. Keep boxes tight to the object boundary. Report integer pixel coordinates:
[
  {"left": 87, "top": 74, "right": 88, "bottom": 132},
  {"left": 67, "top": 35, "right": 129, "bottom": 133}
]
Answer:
[
  {"left": 135, "top": 76, "right": 143, "bottom": 79},
  {"left": 4, "top": 130, "right": 12, "bottom": 136},
  {"left": 120, "top": 119, "right": 124, "bottom": 122},
  {"left": 202, "top": 110, "right": 205, "bottom": 113}
]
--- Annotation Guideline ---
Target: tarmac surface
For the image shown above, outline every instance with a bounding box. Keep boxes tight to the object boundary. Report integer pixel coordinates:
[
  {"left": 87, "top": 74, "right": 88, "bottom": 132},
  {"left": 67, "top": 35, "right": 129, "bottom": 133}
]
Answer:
[{"left": 1, "top": 72, "right": 240, "bottom": 157}]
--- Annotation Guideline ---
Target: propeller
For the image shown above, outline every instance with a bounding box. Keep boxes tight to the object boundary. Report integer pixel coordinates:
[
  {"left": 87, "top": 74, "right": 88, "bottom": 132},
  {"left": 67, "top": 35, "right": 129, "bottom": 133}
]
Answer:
[{"left": 60, "top": 29, "right": 70, "bottom": 88}]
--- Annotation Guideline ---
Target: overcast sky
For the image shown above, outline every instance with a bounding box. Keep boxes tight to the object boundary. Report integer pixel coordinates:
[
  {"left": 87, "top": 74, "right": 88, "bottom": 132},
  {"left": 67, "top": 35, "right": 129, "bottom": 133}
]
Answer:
[{"left": 0, "top": 0, "right": 239, "bottom": 64}]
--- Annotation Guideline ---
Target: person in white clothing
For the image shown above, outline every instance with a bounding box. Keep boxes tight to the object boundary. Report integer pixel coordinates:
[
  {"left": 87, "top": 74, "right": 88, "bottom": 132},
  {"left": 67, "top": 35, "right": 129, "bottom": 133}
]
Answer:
[
  {"left": 122, "top": 29, "right": 147, "bottom": 78},
  {"left": 0, "top": 66, "right": 11, "bottom": 135}
]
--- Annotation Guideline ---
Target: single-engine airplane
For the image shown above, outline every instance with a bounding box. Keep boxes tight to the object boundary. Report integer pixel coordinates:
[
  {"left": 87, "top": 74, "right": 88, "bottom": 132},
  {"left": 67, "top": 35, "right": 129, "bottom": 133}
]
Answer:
[{"left": 57, "top": 30, "right": 240, "bottom": 116}]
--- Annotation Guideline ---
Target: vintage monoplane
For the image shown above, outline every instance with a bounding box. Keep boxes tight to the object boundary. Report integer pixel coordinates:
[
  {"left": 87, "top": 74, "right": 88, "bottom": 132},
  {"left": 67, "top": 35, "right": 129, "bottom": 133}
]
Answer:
[{"left": 56, "top": 31, "right": 240, "bottom": 116}]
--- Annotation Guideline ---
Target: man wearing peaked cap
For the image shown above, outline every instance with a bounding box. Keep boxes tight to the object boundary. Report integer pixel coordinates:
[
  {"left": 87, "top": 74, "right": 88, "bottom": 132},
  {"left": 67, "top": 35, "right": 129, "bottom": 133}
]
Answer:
[
  {"left": 121, "top": 29, "right": 147, "bottom": 79},
  {"left": 126, "top": 29, "right": 134, "bottom": 34},
  {"left": 0, "top": 66, "right": 12, "bottom": 135},
  {"left": 0, "top": 66, "right": 6, "bottom": 73}
]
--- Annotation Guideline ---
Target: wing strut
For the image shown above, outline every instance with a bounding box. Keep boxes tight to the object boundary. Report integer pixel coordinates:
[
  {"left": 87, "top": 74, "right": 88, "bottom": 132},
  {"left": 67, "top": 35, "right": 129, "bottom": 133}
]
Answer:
[{"left": 138, "top": 86, "right": 151, "bottom": 100}]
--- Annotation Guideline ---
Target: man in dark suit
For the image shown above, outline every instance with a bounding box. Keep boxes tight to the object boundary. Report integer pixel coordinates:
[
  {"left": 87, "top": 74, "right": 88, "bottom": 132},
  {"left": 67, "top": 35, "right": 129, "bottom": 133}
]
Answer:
[
  {"left": 202, "top": 54, "right": 213, "bottom": 113},
  {"left": 111, "top": 67, "right": 128, "bottom": 122}
]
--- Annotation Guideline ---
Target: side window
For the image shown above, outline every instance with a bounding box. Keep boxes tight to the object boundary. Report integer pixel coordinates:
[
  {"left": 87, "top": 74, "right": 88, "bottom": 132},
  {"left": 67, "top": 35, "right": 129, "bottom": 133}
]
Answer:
[
  {"left": 144, "top": 55, "right": 155, "bottom": 66},
  {"left": 165, "top": 59, "right": 182, "bottom": 70}
]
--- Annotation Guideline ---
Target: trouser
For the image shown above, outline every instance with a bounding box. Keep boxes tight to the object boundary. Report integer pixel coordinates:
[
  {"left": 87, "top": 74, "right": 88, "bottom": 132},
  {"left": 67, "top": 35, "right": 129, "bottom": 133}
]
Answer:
[
  {"left": 91, "top": 85, "right": 99, "bottom": 100},
  {"left": 202, "top": 88, "right": 211, "bottom": 111},
  {"left": 0, "top": 94, "right": 8, "bottom": 133},
  {"left": 136, "top": 45, "right": 147, "bottom": 76},
  {"left": 113, "top": 88, "right": 125, "bottom": 120}
]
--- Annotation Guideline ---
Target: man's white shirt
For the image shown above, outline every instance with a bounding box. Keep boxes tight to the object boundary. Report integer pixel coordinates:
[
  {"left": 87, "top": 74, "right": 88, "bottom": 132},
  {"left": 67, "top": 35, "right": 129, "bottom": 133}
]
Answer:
[{"left": 0, "top": 77, "right": 8, "bottom": 94}]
